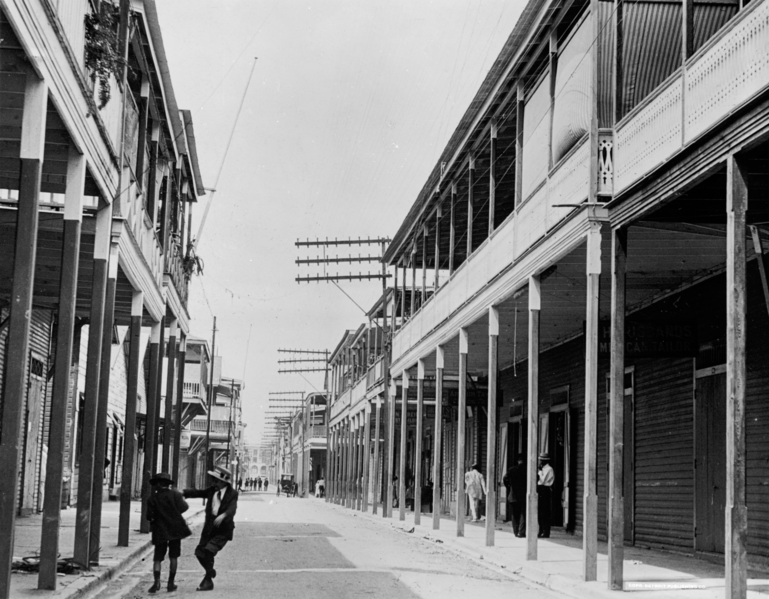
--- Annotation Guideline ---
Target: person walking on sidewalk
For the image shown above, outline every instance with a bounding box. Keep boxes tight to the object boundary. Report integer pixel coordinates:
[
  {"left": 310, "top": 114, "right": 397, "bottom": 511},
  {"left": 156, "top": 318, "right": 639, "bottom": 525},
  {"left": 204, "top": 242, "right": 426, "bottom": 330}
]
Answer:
[
  {"left": 183, "top": 466, "right": 239, "bottom": 592},
  {"left": 146, "top": 472, "right": 191, "bottom": 593},
  {"left": 503, "top": 456, "right": 527, "bottom": 537},
  {"left": 537, "top": 453, "right": 554, "bottom": 538},
  {"left": 464, "top": 464, "right": 487, "bottom": 522}
]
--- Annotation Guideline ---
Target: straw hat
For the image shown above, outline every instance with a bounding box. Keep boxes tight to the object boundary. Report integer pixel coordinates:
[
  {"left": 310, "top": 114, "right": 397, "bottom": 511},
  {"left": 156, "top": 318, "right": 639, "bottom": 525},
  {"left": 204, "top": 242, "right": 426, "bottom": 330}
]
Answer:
[{"left": 207, "top": 466, "right": 233, "bottom": 484}]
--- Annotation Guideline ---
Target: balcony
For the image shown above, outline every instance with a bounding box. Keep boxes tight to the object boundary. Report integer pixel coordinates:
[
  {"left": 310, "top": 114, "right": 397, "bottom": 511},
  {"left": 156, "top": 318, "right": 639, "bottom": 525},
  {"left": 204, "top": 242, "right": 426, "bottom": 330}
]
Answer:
[{"left": 189, "top": 419, "right": 232, "bottom": 438}]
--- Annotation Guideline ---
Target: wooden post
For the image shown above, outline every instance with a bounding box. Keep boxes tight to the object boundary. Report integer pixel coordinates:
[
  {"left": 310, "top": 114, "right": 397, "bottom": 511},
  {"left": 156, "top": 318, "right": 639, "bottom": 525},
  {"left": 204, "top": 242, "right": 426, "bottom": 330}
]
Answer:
[
  {"left": 373, "top": 398, "right": 382, "bottom": 514},
  {"left": 162, "top": 319, "right": 178, "bottom": 472},
  {"left": 415, "top": 360, "right": 425, "bottom": 525},
  {"left": 401, "top": 263, "right": 407, "bottom": 321},
  {"left": 422, "top": 226, "right": 428, "bottom": 304},
  {"left": 172, "top": 335, "right": 187, "bottom": 483},
  {"left": 433, "top": 346, "right": 445, "bottom": 528},
  {"left": 119, "top": 291, "right": 143, "bottom": 546},
  {"left": 486, "top": 307, "right": 499, "bottom": 546},
  {"left": 457, "top": 328, "right": 469, "bottom": 537},
  {"left": 356, "top": 415, "right": 363, "bottom": 510},
  {"left": 141, "top": 320, "right": 163, "bottom": 532},
  {"left": 386, "top": 378, "right": 396, "bottom": 518},
  {"left": 0, "top": 72, "right": 47, "bottom": 599},
  {"left": 726, "top": 154, "right": 748, "bottom": 599},
  {"left": 411, "top": 246, "right": 417, "bottom": 314},
  {"left": 363, "top": 404, "right": 372, "bottom": 512},
  {"left": 89, "top": 240, "right": 118, "bottom": 566},
  {"left": 435, "top": 205, "right": 442, "bottom": 289},
  {"left": 585, "top": 223, "right": 604, "bottom": 582},
  {"left": 449, "top": 183, "right": 456, "bottom": 274},
  {"left": 38, "top": 145, "right": 83, "bottom": 590},
  {"left": 467, "top": 157, "right": 475, "bottom": 255},
  {"left": 341, "top": 421, "right": 347, "bottom": 506},
  {"left": 526, "top": 276, "right": 541, "bottom": 560},
  {"left": 515, "top": 84, "right": 524, "bottom": 207},
  {"left": 489, "top": 123, "right": 497, "bottom": 236},
  {"left": 74, "top": 206, "right": 110, "bottom": 568},
  {"left": 347, "top": 418, "right": 354, "bottom": 508},
  {"left": 399, "top": 371, "right": 409, "bottom": 521}
]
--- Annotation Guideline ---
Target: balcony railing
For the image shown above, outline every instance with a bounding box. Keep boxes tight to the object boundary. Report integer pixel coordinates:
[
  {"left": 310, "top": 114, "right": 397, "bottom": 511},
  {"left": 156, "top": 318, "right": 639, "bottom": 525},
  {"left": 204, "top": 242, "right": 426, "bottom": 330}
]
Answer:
[
  {"left": 190, "top": 419, "right": 231, "bottom": 434},
  {"left": 309, "top": 425, "right": 327, "bottom": 439},
  {"left": 183, "top": 382, "right": 203, "bottom": 399}
]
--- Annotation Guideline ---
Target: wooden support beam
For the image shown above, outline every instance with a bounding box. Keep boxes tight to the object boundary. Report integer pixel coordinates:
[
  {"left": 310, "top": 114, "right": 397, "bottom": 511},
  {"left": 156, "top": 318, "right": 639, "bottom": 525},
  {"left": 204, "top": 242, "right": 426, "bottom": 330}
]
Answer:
[
  {"left": 526, "top": 276, "right": 540, "bottom": 560},
  {"left": 433, "top": 346, "right": 445, "bottom": 529},
  {"left": 39, "top": 144, "right": 82, "bottom": 590},
  {"left": 140, "top": 320, "right": 163, "bottom": 532},
  {"left": 363, "top": 405, "right": 371, "bottom": 512},
  {"left": 435, "top": 205, "right": 442, "bottom": 289},
  {"left": 410, "top": 247, "right": 417, "bottom": 315},
  {"left": 172, "top": 335, "right": 187, "bottom": 483},
  {"left": 373, "top": 399, "right": 382, "bottom": 514},
  {"left": 386, "top": 372, "right": 396, "bottom": 518},
  {"left": 119, "top": 291, "right": 143, "bottom": 546},
  {"left": 725, "top": 154, "right": 747, "bottom": 599},
  {"left": 400, "top": 263, "right": 407, "bottom": 322},
  {"left": 489, "top": 124, "right": 497, "bottom": 236},
  {"left": 449, "top": 183, "right": 456, "bottom": 273},
  {"left": 486, "top": 307, "right": 499, "bottom": 547},
  {"left": 414, "top": 360, "right": 425, "bottom": 526},
  {"left": 467, "top": 157, "right": 475, "bottom": 256},
  {"left": 162, "top": 319, "right": 178, "bottom": 472},
  {"left": 457, "top": 328, "right": 469, "bottom": 537},
  {"left": 74, "top": 206, "right": 110, "bottom": 568},
  {"left": 399, "top": 371, "right": 409, "bottom": 521},
  {"left": 422, "top": 226, "right": 428, "bottom": 304},
  {"left": 347, "top": 418, "right": 354, "bottom": 508},
  {"left": 608, "top": 225, "right": 626, "bottom": 589},
  {"left": 585, "top": 222, "right": 603, "bottom": 582},
  {"left": 515, "top": 84, "right": 524, "bottom": 208}
]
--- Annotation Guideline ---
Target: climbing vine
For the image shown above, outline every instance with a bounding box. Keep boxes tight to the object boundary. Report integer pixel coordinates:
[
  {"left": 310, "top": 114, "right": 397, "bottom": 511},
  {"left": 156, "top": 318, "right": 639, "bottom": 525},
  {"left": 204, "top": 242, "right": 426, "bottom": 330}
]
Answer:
[{"left": 84, "top": 3, "right": 124, "bottom": 109}]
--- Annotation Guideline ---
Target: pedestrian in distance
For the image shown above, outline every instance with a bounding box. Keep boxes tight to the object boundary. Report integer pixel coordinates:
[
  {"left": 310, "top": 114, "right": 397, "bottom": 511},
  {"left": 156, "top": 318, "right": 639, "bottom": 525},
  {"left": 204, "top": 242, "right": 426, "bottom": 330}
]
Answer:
[
  {"left": 537, "top": 453, "right": 554, "bottom": 538},
  {"left": 258, "top": 478, "right": 263, "bottom": 491},
  {"left": 183, "top": 466, "right": 239, "bottom": 592},
  {"left": 146, "top": 472, "right": 192, "bottom": 594},
  {"left": 464, "top": 463, "right": 487, "bottom": 522},
  {"left": 318, "top": 477, "right": 325, "bottom": 498},
  {"left": 503, "top": 456, "right": 527, "bottom": 537},
  {"left": 263, "top": 479, "right": 269, "bottom": 493}
]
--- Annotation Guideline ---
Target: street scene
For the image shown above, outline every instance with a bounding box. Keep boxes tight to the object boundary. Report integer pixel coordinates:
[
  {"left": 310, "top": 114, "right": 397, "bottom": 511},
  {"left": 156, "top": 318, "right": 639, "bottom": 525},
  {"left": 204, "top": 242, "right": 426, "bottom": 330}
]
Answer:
[{"left": 2, "top": 0, "right": 769, "bottom": 598}]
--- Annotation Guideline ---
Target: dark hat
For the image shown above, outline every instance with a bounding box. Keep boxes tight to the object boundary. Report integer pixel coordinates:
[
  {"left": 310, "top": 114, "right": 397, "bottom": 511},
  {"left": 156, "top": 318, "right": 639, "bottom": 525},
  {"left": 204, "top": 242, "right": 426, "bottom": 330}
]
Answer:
[
  {"left": 207, "top": 466, "right": 233, "bottom": 484},
  {"left": 538, "top": 453, "right": 550, "bottom": 461},
  {"left": 150, "top": 472, "right": 174, "bottom": 485}
]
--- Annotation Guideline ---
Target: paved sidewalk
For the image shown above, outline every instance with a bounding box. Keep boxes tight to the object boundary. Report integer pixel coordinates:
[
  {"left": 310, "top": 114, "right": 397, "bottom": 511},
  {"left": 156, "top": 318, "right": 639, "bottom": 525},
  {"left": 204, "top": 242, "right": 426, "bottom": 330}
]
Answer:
[
  {"left": 321, "top": 498, "right": 769, "bottom": 599},
  {"left": 11, "top": 498, "right": 206, "bottom": 598}
]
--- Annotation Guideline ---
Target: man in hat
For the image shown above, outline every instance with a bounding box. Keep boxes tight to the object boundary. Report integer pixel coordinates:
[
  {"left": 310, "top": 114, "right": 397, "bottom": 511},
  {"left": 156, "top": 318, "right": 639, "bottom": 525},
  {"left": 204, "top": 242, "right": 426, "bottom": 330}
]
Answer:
[
  {"left": 183, "top": 466, "right": 239, "bottom": 591},
  {"left": 537, "top": 453, "right": 554, "bottom": 538},
  {"left": 503, "top": 456, "right": 527, "bottom": 537},
  {"left": 146, "top": 472, "right": 191, "bottom": 593},
  {"left": 464, "top": 464, "right": 487, "bottom": 522}
]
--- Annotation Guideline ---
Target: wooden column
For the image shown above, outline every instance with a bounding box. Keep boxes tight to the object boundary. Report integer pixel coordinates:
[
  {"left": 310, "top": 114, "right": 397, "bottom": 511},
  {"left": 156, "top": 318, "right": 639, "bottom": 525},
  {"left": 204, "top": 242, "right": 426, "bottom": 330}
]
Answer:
[
  {"left": 140, "top": 320, "right": 163, "bottom": 532},
  {"left": 489, "top": 123, "right": 497, "bottom": 236},
  {"left": 486, "top": 307, "right": 499, "bottom": 546},
  {"left": 457, "top": 328, "right": 469, "bottom": 537},
  {"left": 73, "top": 206, "right": 110, "bottom": 568},
  {"left": 89, "top": 240, "right": 118, "bottom": 566},
  {"left": 435, "top": 205, "right": 442, "bottom": 289},
  {"left": 363, "top": 404, "right": 372, "bottom": 512},
  {"left": 0, "top": 72, "right": 47, "bottom": 599},
  {"left": 585, "top": 223, "right": 603, "bottom": 581},
  {"left": 515, "top": 84, "right": 524, "bottom": 207},
  {"left": 329, "top": 427, "right": 335, "bottom": 503},
  {"left": 162, "top": 319, "right": 178, "bottom": 471},
  {"left": 414, "top": 360, "right": 425, "bottom": 525},
  {"left": 433, "top": 346, "right": 445, "bottom": 528},
  {"left": 340, "top": 422, "right": 347, "bottom": 505},
  {"left": 467, "top": 157, "right": 475, "bottom": 256},
  {"left": 726, "top": 154, "right": 748, "bottom": 599},
  {"left": 422, "top": 226, "right": 428, "bottom": 304},
  {"left": 399, "top": 371, "right": 409, "bottom": 521},
  {"left": 119, "top": 291, "right": 143, "bottom": 546},
  {"left": 411, "top": 246, "right": 417, "bottom": 314},
  {"left": 449, "top": 183, "right": 456, "bottom": 274},
  {"left": 38, "top": 145, "right": 83, "bottom": 590},
  {"left": 526, "top": 276, "right": 541, "bottom": 560},
  {"left": 347, "top": 418, "right": 355, "bottom": 508},
  {"left": 393, "top": 266, "right": 400, "bottom": 329},
  {"left": 357, "top": 415, "right": 365, "bottom": 510},
  {"left": 608, "top": 226, "right": 626, "bottom": 589},
  {"left": 386, "top": 378, "right": 396, "bottom": 518},
  {"left": 172, "top": 335, "right": 187, "bottom": 483},
  {"left": 400, "top": 263, "right": 407, "bottom": 320},
  {"left": 373, "top": 398, "right": 382, "bottom": 514}
]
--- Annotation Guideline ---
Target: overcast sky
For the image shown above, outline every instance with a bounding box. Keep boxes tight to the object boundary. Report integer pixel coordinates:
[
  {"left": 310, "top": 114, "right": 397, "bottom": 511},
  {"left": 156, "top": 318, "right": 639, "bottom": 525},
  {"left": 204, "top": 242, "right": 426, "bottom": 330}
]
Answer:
[{"left": 155, "top": 0, "right": 526, "bottom": 444}]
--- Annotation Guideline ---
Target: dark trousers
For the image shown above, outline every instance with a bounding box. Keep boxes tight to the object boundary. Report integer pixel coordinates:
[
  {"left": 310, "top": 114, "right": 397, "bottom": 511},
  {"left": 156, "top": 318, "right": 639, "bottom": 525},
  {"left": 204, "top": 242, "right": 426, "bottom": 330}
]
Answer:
[
  {"left": 537, "top": 486, "right": 551, "bottom": 538},
  {"left": 511, "top": 501, "right": 526, "bottom": 537}
]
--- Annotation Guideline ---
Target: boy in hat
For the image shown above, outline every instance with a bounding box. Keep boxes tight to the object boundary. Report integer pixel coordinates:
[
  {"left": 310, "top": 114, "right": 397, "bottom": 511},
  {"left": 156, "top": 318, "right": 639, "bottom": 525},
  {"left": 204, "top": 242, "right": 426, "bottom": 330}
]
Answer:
[
  {"left": 183, "top": 466, "right": 239, "bottom": 591},
  {"left": 146, "top": 472, "right": 191, "bottom": 593},
  {"left": 537, "top": 453, "right": 554, "bottom": 538}
]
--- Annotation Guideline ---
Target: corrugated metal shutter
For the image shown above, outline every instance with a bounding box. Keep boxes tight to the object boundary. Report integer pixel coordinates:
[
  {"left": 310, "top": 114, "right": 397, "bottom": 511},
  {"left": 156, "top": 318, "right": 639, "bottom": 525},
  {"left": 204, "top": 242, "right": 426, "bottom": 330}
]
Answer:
[{"left": 634, "top": 357, "right": 694, "bottom": 552}]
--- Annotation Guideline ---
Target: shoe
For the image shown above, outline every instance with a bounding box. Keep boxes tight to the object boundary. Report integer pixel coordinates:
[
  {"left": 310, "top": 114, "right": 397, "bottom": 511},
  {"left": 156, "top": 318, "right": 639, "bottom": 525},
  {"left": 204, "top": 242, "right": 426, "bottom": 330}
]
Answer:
[
  {"left": 167, "top": 583, "right": 178, "bottom": 592},
  {"left": 210, "top": 568, "right": 216, "bottom": 579},
  {"left": 197, "top": 577, "right": 214, "bottom": 591},
  {"left": 148, "top": 581, "right": 161, "bottom": 594}
]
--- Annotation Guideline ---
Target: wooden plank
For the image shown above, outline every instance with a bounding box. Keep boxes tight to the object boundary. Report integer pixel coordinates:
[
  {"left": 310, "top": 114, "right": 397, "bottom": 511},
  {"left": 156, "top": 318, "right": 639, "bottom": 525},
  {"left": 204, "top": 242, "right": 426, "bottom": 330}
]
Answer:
[
  {"left": 399, "top": 372, "right": 409, "bottom": 521},
  {"left": 449, "top": 184, "right": 456, "bottom": 274},
  {"left": 457, "top": 329, "right": 469, "bottom": 537},
  {"left": 373, "top": 404, "right": 381, "bottom": 514},
  {"left": 725, "top": 153, "right": 747, "bottom": 599},
  {"left": 415, "top": 361, "right": 425, "bottom": 526},
  {"left": 467, "top": 159, "right": 475, "bottom": 255},
  {"left": 486, "top": 308, "right": 499, "bottom": 547},
  {"left": 527, "top": 276, "right": 540, "bottom": 560},
  {"left": 433, "top": 347, "right": 444, "bottom": 529},
  {"left": 608, "top": 227, "right": 626, "bottom": 590},
  {"left": 363, "top": 406, "right": 371, "bottom": 512}
]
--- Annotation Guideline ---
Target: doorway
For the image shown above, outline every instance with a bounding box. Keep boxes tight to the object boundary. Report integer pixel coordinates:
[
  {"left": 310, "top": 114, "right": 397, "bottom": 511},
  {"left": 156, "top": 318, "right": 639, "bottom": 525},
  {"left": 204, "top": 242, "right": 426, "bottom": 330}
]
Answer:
[{"left": 695, "top": 366, "right": 726, "bottom": 554}]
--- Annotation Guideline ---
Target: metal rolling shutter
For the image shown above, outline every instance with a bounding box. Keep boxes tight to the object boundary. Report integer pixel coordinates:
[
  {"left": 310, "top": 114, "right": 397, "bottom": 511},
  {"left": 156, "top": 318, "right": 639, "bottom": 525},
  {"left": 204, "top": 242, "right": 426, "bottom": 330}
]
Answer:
[{"left": 634, "top": 357, "right": 694, "bottom": 552}]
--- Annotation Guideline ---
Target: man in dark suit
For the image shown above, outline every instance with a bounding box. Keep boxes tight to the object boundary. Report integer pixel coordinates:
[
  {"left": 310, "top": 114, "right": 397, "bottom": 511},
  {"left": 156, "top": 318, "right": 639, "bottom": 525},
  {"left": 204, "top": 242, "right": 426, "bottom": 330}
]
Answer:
[
  {"left": 146, "top": 472, "right": 191, "bottom": 593},
  {"left": 183, "top": 466, "right": 239, "bottom": 591},
  {"left": 503, "top": 456, "right": 527, "bottom": 537}
]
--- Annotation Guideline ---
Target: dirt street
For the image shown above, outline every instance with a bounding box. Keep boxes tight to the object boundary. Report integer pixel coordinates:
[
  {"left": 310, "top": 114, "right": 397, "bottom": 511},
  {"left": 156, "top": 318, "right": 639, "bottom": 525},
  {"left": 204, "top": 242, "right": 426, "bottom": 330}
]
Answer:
[{"left": 92, "top": 491, "right": 563, "bottom": 599}]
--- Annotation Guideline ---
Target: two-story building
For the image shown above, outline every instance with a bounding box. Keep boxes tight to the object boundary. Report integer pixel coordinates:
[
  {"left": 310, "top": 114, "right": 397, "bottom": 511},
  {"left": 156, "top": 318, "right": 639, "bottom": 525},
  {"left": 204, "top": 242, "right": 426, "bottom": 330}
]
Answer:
[{"left": 0, "top": 0, "right": 206, "bottom": 595}]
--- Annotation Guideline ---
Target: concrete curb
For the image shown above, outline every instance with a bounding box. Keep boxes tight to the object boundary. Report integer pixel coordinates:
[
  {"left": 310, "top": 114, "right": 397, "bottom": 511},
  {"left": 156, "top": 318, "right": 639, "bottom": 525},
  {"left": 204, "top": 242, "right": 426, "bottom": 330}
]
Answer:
[
  {"left": 56, "top": 507, "right": 206, "bottom": 599},
  {"left": 323, "top": 500, "right": 616, "bottom": 599}
]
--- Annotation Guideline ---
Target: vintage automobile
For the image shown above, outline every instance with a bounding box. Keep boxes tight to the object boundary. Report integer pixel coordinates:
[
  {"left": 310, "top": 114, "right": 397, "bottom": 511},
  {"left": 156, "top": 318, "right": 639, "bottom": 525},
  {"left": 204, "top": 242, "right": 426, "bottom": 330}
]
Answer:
[{"left": 278, "top": 474, "right": 296, "bottom": 496}]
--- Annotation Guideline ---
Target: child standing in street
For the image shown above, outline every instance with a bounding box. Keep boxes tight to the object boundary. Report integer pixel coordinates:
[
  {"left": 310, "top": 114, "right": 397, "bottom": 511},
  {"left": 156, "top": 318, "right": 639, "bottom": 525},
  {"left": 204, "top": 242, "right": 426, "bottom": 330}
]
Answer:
[{"left": 147, "top": 472, "right": 192, "bottom": 593}]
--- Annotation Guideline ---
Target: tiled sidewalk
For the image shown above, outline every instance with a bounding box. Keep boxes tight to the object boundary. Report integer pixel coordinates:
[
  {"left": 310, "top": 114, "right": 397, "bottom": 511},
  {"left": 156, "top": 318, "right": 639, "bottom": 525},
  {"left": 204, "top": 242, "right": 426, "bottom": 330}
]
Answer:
[{"left": 323, "top": 499, "right": 769, "bottom": 599}]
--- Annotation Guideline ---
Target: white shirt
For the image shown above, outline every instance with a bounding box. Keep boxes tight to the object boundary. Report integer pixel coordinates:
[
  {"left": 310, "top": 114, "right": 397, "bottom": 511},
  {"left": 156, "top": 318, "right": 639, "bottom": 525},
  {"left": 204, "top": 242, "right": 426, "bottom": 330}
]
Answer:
[
  {"left": 211, "top": 488, "right": 225, "bottom": 515},
  {"left": 464, "top": 470, "right": 487, "bottom": 498},
  {"left": 538, "top": 464, "right": 554, "bottom": 487}
]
